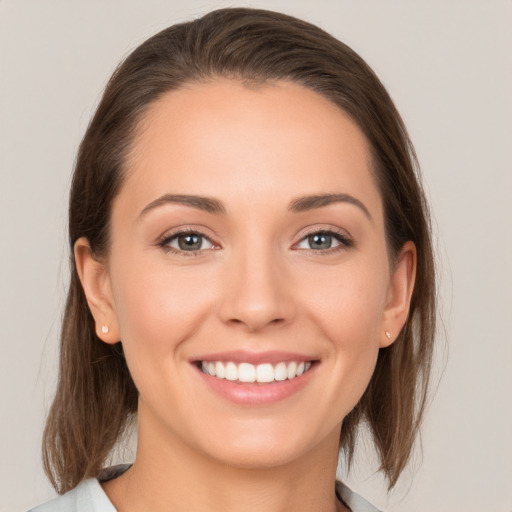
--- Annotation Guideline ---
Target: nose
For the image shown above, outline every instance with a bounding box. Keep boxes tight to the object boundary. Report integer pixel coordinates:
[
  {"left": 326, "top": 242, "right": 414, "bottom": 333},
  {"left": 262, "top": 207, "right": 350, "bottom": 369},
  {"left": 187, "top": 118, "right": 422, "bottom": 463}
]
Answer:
[{"left": 218, "top": 246, "right": 295, "bottom": 332}]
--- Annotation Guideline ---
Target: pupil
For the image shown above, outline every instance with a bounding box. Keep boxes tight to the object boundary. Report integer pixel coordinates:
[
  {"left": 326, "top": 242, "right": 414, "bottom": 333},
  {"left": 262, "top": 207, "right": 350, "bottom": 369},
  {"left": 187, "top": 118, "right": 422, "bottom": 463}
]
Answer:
[
  {"left": 179, "top": 234, "right": 202, "bottom": 250},
  {"left": 309, "top": 233, "right": 331, "bottom": 250}
]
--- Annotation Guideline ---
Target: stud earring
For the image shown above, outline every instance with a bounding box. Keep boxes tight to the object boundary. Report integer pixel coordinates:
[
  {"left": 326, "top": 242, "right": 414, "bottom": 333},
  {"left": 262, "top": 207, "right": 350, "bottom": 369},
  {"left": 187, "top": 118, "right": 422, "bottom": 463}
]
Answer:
[
  {"left": 101, "top": 325, "right": 109, "bottom": 334},
  {"left": 385, "top": 330, "right": 391, "bottom": 340}
]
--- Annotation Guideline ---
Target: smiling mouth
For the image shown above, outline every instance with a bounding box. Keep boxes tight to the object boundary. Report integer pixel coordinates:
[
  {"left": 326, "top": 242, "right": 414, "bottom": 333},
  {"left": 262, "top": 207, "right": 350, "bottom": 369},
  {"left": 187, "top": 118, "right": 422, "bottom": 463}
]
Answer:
[{"left": 197, "top": 360, "right": 314, "bottom": 384}]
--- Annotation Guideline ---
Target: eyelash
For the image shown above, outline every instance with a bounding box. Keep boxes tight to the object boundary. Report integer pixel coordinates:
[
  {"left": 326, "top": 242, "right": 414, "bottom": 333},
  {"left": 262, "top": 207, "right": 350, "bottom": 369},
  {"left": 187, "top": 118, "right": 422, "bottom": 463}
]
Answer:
[
  {"left": 157, "top": 228, "right": 217, "bottom": 256},
  {"left": 157, "top": 227, "right": 354, "bottom": 256},
  {"left": 294, "top": 228, "right": 354, "bottom": 254}
]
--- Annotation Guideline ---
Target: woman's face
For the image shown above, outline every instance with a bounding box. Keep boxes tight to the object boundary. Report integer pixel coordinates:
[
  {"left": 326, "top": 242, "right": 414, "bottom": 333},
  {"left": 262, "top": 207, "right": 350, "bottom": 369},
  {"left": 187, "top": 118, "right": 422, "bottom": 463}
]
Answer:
[{"left": 78, "top": 79, "right": 414, "bottom": 469}]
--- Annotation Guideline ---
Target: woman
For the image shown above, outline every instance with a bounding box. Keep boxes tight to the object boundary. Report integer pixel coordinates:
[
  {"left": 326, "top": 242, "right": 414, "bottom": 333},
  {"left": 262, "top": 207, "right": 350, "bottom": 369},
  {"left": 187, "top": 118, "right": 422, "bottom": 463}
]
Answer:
[{"left": 31, "top": 7, "right": 435, "bottom": 512}]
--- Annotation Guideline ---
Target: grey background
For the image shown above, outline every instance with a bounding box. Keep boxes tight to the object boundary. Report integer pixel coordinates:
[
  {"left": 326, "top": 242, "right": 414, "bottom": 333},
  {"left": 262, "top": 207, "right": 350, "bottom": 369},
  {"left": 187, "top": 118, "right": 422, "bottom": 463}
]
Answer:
[{"left": 1, "top": 1, "right": 511, "bottom": 511}]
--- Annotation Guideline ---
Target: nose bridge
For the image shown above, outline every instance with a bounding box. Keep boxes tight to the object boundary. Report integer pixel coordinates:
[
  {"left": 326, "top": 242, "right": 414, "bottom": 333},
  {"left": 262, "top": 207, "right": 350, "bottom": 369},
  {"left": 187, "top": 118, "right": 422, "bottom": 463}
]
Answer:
[{"left": 219, "top": 235, "right": 293, "bottom": 331}]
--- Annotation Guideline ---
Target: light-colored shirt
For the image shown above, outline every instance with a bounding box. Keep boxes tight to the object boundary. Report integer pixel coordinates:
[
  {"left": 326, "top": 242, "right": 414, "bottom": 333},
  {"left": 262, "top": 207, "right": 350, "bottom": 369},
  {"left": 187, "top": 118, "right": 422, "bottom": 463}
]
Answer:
[{"left": 29, "top": 465, "right": 381, "bottom": 512}]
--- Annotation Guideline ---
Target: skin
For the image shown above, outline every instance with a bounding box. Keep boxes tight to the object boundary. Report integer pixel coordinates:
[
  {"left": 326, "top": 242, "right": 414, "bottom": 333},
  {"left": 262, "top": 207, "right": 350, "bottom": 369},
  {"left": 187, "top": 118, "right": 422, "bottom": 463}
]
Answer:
[{"left": 75, "top": 79, "right": 416, "bottom": 512}]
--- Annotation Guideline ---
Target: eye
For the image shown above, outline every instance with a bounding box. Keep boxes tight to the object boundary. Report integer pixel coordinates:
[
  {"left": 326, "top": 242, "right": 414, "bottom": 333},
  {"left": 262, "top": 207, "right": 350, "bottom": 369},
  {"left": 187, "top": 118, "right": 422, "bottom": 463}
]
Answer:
[
  {"left": 295, "top": 230, "right": 352, "bottom": 251},
  {"left": 159, "top": 231, "right": 216, "bottom": 253}
]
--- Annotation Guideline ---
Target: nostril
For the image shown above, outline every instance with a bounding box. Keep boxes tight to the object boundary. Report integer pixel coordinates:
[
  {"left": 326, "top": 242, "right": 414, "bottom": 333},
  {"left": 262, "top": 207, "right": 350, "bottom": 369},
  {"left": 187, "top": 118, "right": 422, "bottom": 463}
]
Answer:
[
  {"left": 227, "top": 316, "right": 285, "bottom": 330},
  {"left": 218, "top": 278, "right": 294, "bottom": 331}
]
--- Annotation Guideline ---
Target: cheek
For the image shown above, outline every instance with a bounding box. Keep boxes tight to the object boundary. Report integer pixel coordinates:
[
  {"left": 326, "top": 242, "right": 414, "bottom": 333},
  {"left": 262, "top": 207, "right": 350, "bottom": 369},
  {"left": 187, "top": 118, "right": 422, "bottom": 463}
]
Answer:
[
  {"left": 301, "top": 262, "right": 388, "bottom": 407},
  {"left": 110, "top": 256, "right": 219, "bottom": 360},
  {"left": 305, "top": 260, "right": 388, "bottom": 342},
  {"left": 108, "top": 257, "right": 223, "bottom": 417}
]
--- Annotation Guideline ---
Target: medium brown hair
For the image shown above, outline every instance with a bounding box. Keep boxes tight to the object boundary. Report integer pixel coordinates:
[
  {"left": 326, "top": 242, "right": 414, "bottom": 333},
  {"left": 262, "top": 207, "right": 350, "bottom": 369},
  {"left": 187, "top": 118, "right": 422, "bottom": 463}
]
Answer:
[{"left": 43, "top": 7, "right": 436, "bottom": 493}]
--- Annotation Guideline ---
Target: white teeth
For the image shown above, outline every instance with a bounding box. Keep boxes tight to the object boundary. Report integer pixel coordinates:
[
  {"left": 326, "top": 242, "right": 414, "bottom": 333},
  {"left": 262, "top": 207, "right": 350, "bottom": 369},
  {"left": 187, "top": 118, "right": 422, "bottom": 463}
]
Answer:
[
  {"left": 238, "top": 363, "right": 256, "bottom": 383},
  {"left": 286, "top": 361, "right": 297, "bottom": 379},
  {"left": 274, "top": 362, "right": 288, "bottom": 381},
  {"left": 200, "top": 360, "right": 313, "bottom": 383},
  {"left": 225, "top": 362, "right": 238, "bottom": 381},
  {"left": 256, "top": 363, "right": 274, "bottom": 383},
  {"left": 215, "top": 361, "right": 226, "bottom": 379}
]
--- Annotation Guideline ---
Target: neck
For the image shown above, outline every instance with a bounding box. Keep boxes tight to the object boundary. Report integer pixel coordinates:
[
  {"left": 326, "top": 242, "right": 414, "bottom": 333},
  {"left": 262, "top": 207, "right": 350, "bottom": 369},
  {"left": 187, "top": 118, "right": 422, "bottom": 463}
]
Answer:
[{"left": 103, "top": 405, "right": 347, "bottom": 512}]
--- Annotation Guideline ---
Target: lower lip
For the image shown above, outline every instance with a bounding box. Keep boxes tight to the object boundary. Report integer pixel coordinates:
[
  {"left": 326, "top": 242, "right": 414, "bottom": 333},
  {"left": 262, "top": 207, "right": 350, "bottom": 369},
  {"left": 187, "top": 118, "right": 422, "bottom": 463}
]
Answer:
[{"left": 194, "top": 364, "right": 316, "bottom": 406}]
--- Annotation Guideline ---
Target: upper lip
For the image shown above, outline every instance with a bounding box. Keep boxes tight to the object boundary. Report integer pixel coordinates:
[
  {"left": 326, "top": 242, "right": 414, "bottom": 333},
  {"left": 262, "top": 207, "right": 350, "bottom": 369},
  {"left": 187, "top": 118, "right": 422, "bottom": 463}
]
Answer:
[{"left": 191, "top": 350, "right": 317, "bottom": 365}]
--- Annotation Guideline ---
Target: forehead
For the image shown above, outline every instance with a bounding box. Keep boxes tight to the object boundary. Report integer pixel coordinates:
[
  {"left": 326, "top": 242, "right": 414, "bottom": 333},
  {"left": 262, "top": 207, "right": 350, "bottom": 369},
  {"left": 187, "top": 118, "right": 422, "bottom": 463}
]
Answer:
[{"left": 120, "top": 79, "right": 382, "bottom": 220}]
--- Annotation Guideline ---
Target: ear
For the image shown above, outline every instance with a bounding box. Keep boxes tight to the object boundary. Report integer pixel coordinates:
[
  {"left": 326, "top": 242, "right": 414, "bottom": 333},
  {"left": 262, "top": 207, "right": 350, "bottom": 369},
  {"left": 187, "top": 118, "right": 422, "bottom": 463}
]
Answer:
[
  {"left": 74, "top": 237, "right": 120, "bottom": 344},
  {"left": 380, "top": 241, "right": 417, "bottom": 348}
]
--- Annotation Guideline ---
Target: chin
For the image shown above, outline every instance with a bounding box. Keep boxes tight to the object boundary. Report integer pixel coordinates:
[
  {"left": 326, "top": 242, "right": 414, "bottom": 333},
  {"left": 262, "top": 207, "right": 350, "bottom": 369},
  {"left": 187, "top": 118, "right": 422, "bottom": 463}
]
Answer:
[
  {"left": 190, "top": 416, "right": 339, "bottom": 471},
  {"left": 204, "top": 439, "right": 309, "bottom": 470}
]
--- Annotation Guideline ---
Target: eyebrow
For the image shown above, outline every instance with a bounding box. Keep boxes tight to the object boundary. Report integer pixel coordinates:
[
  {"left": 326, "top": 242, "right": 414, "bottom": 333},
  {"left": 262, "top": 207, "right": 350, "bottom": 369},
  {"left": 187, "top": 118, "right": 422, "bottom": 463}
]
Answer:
[
  {"left": 139, "top": 194, "right": 227, "bottom": 217},
  {"left": 288, "top": 193, "right": 372, "bottom": 221},
  {"left": 139, "top": 192, "right": 371, "bottom": 221}
]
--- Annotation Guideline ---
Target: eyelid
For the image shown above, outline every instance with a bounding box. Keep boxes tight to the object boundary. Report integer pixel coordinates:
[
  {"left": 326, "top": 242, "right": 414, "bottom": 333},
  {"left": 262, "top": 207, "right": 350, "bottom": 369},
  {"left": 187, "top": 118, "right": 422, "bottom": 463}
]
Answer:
[
  {"left": 292, "top": 225, "right": 354, "bottom": 251},
  {"left": 155, "top": 224, "right": 354, "bottom": 255},
  {"left": 156, "top": 226, "right": 221, "bottom": 253}
]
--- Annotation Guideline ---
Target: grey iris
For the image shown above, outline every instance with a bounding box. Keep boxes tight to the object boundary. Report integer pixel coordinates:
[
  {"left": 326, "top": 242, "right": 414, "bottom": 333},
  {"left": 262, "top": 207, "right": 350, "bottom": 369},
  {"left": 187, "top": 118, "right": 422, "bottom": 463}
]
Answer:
[
  {"left": 178, "top": 234, "right": 202, "bottom": 250},
  {"left": 309, "top": 233, "right": 332, "bottom": 250}
]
